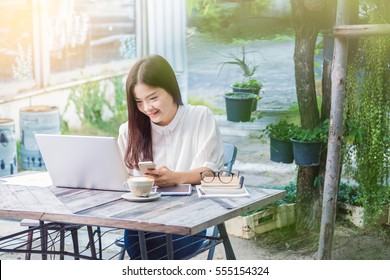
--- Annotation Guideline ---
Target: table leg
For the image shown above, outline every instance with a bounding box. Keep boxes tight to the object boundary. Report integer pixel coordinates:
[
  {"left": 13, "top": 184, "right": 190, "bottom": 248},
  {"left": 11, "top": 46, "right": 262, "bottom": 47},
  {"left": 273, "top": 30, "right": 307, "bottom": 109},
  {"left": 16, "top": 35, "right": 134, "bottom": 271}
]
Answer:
[
  {"left": 39, "top": 221, "right": 48, "bottom": 260},
  {"left": 25, "top": 227, "right": 33, "bottom": 260},
  {"left": 166, "top": 234, "right": 173, "bottom": 260},
  {"left": 95, "top": 227, "right": 102, "bottom": 259},
  {"left": 70, "top": 228, "right": 80, "bottom": 260},
  {"left": 207, "top": 226, "right": 219, "bottom": 260},
  {"left": 87, "top": 226, "right": 97, "bottom": 259},
  {"left": 217, "top": 223, "right": 236, "bottom": 260},
  {"left": 59, "top": 224, "right": 65, "bottom": 260},
  {"left": 138, "top": 231, "right": 148, "bottom": 260}
]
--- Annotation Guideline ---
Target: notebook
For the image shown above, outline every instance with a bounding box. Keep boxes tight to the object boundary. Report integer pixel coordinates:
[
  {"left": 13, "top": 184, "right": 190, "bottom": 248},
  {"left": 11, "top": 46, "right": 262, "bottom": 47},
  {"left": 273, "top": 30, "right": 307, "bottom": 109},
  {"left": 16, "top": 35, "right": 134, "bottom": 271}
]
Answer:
[
  {"left": 197, "top": 176, "right": 249, "bottom": 197},
  {"left": 35, "top": 134, "right": 129, "bottom": 191}
]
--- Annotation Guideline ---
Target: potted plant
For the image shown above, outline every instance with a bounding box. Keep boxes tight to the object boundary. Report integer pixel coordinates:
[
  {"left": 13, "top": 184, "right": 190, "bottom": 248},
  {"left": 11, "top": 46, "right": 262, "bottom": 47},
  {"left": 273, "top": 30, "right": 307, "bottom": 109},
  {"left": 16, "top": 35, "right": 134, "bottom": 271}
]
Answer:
[
  {"left": 224, "top": 92, "right": 257, "bottom": 122},
  {"left": 219, "top": 46, "right": 263, "bottom": 112},
  {"left": 263, "top": 120, "right": 297, "bottom": 164},
  {"left": 231, "top": 78, "right": 262, "bottom": 111},
  {"left": 290, "top": 119, "right": 329, "bottom": 166}
]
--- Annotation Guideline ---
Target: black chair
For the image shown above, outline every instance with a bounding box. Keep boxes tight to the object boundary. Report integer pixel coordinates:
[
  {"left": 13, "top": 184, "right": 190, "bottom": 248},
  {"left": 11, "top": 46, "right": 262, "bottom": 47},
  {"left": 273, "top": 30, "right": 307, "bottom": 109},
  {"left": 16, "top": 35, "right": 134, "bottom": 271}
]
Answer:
[{"left": 115, "top": 142, "right": 238, "bottom": 260}]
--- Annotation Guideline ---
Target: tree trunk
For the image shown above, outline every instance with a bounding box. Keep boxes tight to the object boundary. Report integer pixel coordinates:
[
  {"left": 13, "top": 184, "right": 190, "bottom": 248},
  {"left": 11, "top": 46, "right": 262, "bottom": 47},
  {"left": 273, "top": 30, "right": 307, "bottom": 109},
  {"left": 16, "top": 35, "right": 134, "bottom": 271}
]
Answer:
[
  {"left": 318, "top": 0, "right": 361, "bottom": 260},
  {"left": 292, "top": 19, "right": 320, "bottom": 129},
  {"left": 318, "top": 22, "right": 349, "bottom": 263},
  {"left": 318, "top": 32, "right": 333, "bottom": 199},
  {"left": 291, "top": 0, "right": 336, "bottom": 231},
  {"left": 295, "top": 166, "right": 322, "bottom": 231},
  {"left": 321, "top": 33, "right": 333, "bottom": 122}
]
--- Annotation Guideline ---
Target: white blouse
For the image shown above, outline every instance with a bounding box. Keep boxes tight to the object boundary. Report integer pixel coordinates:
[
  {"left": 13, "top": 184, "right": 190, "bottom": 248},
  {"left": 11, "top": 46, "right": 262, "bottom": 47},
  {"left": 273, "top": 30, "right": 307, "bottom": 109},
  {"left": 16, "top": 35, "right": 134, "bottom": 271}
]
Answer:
[{"left": 117, "top": 105, "right": 224, "bottom": 176}]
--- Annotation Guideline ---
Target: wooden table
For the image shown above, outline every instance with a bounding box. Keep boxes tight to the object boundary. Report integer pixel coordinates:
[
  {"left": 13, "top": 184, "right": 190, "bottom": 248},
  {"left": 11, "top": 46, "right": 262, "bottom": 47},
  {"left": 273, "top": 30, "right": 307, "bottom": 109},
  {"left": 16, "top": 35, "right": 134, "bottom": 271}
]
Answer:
[{"left": 0, "top": 181, "right": 285, "bottom": 260}]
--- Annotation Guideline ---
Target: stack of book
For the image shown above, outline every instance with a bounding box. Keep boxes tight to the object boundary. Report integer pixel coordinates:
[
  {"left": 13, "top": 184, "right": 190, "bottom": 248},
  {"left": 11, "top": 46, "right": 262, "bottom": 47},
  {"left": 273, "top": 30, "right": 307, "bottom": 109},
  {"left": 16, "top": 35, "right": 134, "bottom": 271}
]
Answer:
[{"left": 197, "top": 176, "right": 249, "bottom": 197}]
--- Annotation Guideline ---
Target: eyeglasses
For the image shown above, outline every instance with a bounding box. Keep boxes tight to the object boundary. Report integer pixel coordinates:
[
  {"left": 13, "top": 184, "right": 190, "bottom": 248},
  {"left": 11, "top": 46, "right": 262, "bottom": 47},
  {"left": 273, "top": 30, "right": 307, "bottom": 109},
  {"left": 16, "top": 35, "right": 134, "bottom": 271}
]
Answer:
[{"left": 200, "top": 170, "right": 239, "bottom": 184}]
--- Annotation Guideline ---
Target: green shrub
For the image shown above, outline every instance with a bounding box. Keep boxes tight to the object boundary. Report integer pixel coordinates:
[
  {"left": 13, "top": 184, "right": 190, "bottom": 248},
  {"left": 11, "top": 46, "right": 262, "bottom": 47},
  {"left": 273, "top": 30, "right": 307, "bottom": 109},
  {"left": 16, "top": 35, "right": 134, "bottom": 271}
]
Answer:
[
  {"left": 260, "top": 182, "right": 297, "bottom": 206},
  {"left": 290, "top": 119, "right": 329, "bottom": 143},
  {"left": 262, "top": 120, "right": 297, "bottom": 141},
  {"left": 63, "top": 76, "right": 127, "bottom": 136},
  {"left": 338, "top": 181, "right": 364, "bottom": 206}
]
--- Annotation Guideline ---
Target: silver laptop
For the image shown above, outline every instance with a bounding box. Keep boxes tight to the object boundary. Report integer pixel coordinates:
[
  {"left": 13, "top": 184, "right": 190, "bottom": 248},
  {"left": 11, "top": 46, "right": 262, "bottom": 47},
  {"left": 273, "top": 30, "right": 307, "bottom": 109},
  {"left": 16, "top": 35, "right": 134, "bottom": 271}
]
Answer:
[{"left": 35, "top": 134, "right": 129, "bottom": 191}]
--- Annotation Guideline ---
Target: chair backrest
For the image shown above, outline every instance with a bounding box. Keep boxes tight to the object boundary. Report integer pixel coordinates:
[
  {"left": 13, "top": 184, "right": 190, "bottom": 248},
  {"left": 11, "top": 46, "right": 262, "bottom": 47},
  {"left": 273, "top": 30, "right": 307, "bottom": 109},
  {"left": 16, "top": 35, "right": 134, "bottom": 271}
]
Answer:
[{"left": 223, "top": 143, "right": 237, "bottom": 173}]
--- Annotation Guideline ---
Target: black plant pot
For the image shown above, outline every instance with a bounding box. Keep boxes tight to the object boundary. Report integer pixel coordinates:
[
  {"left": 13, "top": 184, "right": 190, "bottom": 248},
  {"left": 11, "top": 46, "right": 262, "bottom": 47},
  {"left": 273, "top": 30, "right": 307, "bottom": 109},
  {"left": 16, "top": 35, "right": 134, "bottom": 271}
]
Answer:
[
  {"left": 270, "top": 137, "right": 294, "bottom": 164},
  {"left": 290, "top": 139, "right": 322, "bottom": 166},
  {"left": 231, "top": 86, "right": 260, "bottom": 111},
  {"left": 224, "top": 93, "right": 256, "bottom": 122}
]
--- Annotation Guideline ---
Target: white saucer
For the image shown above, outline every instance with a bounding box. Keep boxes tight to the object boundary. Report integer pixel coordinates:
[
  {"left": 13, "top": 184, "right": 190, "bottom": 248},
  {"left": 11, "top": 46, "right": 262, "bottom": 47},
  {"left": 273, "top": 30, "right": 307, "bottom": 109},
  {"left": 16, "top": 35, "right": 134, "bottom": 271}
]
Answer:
[{"left": 121, "top": 192, "right": 161, "bottom": 202}]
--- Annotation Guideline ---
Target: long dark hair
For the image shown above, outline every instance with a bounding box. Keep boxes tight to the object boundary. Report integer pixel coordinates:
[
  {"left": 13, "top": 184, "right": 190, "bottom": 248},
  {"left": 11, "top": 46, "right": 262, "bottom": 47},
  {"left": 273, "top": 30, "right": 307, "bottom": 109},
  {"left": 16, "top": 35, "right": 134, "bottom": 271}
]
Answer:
[{"left": 125, "top": 54, "right": 183, "bottom": 169}]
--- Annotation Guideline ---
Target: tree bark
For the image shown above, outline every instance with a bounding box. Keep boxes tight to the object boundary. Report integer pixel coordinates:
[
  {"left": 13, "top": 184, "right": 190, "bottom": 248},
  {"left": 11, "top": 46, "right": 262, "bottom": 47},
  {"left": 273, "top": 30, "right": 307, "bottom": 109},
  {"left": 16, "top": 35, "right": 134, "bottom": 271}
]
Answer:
[
  {"left": 321, "top": 32, "right": 334, "bottom": 122},
  {"left": 318, "top": 0, "right": 350, "bottom": 260},
  {"left": 318, "top": 32, "right": 333, "bottom": 199},
  {"left": 291, "top": 9, "right": 320, "bottom": 129},
  {"left": 318, "top": 36, "right": 348, "bottom": 259},
  {"left": 291, "top": 0, "right": 336, "bottom": 231},
  {"left": 295, "top": 166, "right": 322, "bottom": 231}
]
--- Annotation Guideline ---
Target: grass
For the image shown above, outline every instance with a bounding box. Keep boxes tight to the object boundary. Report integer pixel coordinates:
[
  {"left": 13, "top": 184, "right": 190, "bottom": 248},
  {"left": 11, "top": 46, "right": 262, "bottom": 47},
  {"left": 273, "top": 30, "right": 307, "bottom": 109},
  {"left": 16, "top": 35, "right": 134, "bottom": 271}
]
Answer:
[
  {"left": 255, "top": 225, "right": 320, "bottom": 254},
  {"left": 253, "top": 221, "right": 390, "bottom": 259},
  {"left": 188, "top": 96, "right": 225, "bottom": 115},
  {"left": 274, "top": 103, "right": 301, "bottom": 125},
  {"left": 255, "top": 220, "right": 356, "bottom": 255},
  {"left": 267, "top": 94, "right": 324, "bottom": 127}
]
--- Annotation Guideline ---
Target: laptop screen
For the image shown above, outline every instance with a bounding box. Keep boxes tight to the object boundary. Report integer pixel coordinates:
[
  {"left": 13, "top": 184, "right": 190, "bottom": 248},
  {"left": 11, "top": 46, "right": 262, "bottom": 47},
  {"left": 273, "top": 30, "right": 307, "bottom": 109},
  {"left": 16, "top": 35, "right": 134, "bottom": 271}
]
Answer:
[{"left": 35, "top": 134, "right": 129, "bottom": 191}]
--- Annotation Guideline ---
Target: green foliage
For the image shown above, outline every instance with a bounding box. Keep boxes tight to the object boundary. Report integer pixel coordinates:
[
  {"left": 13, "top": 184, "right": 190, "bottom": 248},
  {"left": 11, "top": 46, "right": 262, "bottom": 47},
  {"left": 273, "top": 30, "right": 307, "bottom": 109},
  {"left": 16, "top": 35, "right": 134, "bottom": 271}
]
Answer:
[
  {"left": 250, "top": 110, "right": 264, "bottom": 122},
  {"left": 224, "top": 92, "right": 257, "bottom": 99},
  {"left": 233, "top": 78, "right": 262, "bottom": 89},
  {"left": 186, "top": 0, "right": 218, "bottom": 17},
  {"left": 243, "top": 183, "right": 297, "bottom": 216},
  {"left": 63, "top": 77, "right": 127, "bottom": 136},
  {"left": 343, "top": 5, "right": 390, "bottom": 226},
  {"left": 260, "top": 180, "right": 387, "bottom": 210},
  {"left": 262, "top": 120, "right": 297, "bottom": 141},
  {"left": 261, "top": 180, "right": 387, "bottom": 209},
  {"left": 274, "top": 103, "right": 301, "bottom": 125},
  {"left": 259, "top": 182, "right": 297, "bottom": 206},
  {"left": 219, "top": 46, "right": 264, "bottom": 87},
  {"left": 219, "top": 46, "right": 261, "bottom": 79},
  {"left": 69, "top": 82, "right": 105, "bottom": 128},
  {"left": 338, "top": 181, "right": 390, "bottom": 209},
  {"left": 338, "top": 181, "right": 364, "bottom": 206},
  {"left": 279, "top": 182, "right": 297, "bottom": 204},
  {"left": 291, "top": 119, "right": 329, "bottom": 143},
  {"left": 187, "top": 0, "right": 293, "bottom": 43},
  {"left": 188, "top": 96, "right": 225, "bottom": 115}
]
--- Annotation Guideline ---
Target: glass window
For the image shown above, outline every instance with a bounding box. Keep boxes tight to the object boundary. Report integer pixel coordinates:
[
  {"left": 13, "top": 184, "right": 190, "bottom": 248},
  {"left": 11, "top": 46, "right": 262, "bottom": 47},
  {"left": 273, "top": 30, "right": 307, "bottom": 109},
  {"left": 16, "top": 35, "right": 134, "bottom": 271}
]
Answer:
[
  {"left": 0, "top": 0, "right": 136, "bottom": 101},
  {"left": 0, "top": 0, "right": 35, "bottom": 99}
]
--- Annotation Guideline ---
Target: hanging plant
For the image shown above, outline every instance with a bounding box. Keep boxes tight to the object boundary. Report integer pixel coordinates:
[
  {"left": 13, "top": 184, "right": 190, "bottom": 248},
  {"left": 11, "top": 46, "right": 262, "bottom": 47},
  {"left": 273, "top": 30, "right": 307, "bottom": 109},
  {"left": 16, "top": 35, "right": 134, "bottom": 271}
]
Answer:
[{"left": 344, "top": 5, "right": 390, "bottom": 226}]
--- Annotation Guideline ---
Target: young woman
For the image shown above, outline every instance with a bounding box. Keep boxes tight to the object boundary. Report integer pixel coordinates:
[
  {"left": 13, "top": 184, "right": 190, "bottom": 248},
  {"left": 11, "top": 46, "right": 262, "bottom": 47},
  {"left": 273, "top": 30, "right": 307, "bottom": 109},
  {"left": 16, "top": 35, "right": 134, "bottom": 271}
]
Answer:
[{"left": 117, "top": 54, "right": 224, "bottom": 259}]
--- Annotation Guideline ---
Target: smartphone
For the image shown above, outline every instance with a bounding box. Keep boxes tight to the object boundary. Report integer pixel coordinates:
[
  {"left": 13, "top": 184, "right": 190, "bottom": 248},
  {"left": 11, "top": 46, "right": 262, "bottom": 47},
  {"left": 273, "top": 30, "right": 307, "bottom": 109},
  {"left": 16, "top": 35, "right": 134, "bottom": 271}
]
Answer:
[{"left": 138, "top": 161, "right": 156, "bottom": 174}]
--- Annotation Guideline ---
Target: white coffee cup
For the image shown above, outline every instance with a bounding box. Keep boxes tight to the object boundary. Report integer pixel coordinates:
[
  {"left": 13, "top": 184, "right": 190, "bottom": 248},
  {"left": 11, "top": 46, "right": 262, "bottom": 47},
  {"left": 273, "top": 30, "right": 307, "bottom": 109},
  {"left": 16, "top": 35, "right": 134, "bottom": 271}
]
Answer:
[{"left": 124, "top": 177, "right": 154, "bottom": 197}]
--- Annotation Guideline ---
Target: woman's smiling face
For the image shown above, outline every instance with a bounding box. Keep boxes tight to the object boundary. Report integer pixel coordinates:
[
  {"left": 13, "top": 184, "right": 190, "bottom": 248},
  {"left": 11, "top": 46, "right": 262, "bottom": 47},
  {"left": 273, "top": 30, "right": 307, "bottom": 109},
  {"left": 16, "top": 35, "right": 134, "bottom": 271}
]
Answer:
[{"left": 134, "top": 83, "right": 178, "bottom": 126}]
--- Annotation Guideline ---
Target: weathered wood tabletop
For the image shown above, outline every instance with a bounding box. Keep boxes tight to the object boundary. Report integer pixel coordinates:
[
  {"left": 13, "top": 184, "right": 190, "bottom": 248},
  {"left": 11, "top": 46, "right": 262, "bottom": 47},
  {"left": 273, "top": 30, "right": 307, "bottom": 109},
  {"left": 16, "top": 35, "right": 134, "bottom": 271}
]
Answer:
[{"left": 0, "top": 183, "right": 285, "bottom": 235}]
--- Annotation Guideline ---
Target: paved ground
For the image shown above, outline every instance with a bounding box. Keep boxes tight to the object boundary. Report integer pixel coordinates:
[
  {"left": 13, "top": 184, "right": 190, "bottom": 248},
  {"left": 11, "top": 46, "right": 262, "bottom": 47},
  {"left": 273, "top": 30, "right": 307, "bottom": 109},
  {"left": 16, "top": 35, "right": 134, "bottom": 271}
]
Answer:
[{"left": 186, "top": 28, "right": 297, "bottom": 110}]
